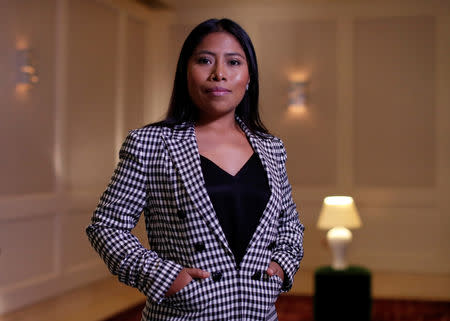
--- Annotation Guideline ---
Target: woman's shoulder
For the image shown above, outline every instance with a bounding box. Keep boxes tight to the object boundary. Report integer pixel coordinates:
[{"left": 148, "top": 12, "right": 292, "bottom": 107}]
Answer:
[
  {"left": 128, "top": 121, "right": 174, "bottom": 141},
  {"left": 254, "top": 131, "right": 285, "bottom": 149},
  {"left": 122, "top": 124, "right": 173, "bottom": 161},
  {"left": 255, "top": 131, "right": 280, "bottom": 142},
  {"left": 253, "top": 132, "right": 287, "bottom": 162}
]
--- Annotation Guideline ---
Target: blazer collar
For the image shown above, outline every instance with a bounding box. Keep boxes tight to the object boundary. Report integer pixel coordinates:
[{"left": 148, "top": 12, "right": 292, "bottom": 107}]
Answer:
[
  {"left": 166, "top": 115, "right": 272, "bottom": 142},
  {"left": 161, "top": 116, "right": 281, "bottom": 259}
]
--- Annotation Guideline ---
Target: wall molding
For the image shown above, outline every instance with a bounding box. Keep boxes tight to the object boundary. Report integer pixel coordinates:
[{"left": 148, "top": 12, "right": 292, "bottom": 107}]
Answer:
[
  {"left": 0, "top": 188, "right": 106, "bottom": 221},
  {"left": 0, "top": 194, "right": 60, "bottom": 221},
  {"left": 291, "top": 186, "right": 437, "bottom": 208},
  {"left": 170, "top": 1, "right": 450, "bottom": 24},
  {"left": 0, "top": 261, "right": 108, "bottom": 315}
]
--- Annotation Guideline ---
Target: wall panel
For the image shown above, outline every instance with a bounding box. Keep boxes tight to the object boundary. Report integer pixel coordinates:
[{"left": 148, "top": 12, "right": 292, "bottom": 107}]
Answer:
[
  {"left": 66, "top": 0, "right": 118, "bottom": 191},
  {"left": 0, "top": 0, "right": 56, "bottom": 196},
  {"left": 354, "top": 16, "right": 436, "bottom": 187},
  {"left": 0, "top": 215, "right": 54, "bottom": 289},
  {"left": 259, "top": 21, "right": 338, "bottom": 186},
  {"left": 61, "top": 212, "right": 100, "bottom": 269},
  {"left": 349, "top": 206, "right": 449, "bottom": 274},
  {"left": 124, "top": 17, "right": 146, "bottom": 134}
]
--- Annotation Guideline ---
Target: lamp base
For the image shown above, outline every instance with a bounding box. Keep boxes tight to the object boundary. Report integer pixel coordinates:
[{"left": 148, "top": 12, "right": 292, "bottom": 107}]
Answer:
[{"left": 327, "top": 227, "right": 352, "bottom": 270}]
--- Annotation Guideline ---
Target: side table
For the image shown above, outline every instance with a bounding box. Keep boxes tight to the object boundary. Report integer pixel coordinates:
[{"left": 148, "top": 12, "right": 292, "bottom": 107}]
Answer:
[{"left": 314, "top": 265, "right": 372, "bottom": 321}]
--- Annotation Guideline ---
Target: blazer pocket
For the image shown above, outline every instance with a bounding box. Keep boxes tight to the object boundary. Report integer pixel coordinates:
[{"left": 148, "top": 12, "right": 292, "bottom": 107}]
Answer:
[
  {"left": 270, "top": 275, "right": 283, "bottom": 288},
  {"left": 161, "top": 278, "right": 212, "bottom": 312},
  {"left": 268, "top": 275, "right": 283, "bottom": 304}
]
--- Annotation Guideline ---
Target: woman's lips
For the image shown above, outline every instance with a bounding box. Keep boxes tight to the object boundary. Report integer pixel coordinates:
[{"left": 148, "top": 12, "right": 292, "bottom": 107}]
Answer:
[{"left": 205, "top": 86, "right": 231, "bottom": 96}]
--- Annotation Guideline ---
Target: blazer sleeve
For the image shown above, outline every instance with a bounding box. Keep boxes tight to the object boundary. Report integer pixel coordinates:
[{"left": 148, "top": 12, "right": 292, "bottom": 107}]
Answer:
[
  {"left": 271, "top": 138, "right": 305, "bottom": 292},
  {"left": 86, "top": 130, "right": 183, "bottom": 304}
]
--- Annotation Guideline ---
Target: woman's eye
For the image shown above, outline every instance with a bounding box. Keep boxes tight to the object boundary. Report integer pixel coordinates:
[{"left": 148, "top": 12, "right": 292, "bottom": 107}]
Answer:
[
  {"left": 198, "top": 57, "right": 211, "bottom": 64},
  {"left": 229, "top": 60, "right": 241, "bottom": 66}
]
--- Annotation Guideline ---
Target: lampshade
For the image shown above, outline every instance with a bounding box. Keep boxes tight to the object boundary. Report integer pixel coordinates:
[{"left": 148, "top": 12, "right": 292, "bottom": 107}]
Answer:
[{"left": 317, "top": 196, "right": 362, "bottom": 230}]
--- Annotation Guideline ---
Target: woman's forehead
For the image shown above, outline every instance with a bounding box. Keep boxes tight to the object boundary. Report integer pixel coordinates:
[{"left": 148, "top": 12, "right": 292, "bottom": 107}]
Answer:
[{"left": 194, "top": 32, "right": 245, "bottom": 55}]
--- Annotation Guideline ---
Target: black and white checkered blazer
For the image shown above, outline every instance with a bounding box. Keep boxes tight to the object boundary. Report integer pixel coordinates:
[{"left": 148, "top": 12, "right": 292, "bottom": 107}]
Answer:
[{"left": 86, "top": 116, "right": 304, "bottom": 321}]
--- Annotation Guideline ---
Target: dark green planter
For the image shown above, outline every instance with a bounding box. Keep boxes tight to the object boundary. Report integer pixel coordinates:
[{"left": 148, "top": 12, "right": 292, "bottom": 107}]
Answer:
[{"left": 314, "top": 265, "right": 372, "bottom": 321}]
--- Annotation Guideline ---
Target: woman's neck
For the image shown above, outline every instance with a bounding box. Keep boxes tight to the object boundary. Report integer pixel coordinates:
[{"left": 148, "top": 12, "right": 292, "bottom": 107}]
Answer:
[{"left": 195, "top": 112, "right": 239, "bottom": 133}]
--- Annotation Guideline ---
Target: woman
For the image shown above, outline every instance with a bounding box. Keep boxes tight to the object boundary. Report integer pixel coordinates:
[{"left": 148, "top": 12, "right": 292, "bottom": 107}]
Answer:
[{"left": 86, "top": 18, "right": 304, "bottom": 321}]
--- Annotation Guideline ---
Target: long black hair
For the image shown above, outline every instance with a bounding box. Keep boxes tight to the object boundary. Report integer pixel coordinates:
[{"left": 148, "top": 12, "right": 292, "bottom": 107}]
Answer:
[{"left": 152, "top": 18, "right": 269, "bottom": 135}]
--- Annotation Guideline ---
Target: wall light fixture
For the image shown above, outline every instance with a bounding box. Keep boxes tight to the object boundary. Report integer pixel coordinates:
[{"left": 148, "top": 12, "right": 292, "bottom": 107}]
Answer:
[
  {"left": 16, "top": 49, "right": 39, "bottom": 90},
  {"left": 288, "top": 79, "right": 308, "bottom": 114}
]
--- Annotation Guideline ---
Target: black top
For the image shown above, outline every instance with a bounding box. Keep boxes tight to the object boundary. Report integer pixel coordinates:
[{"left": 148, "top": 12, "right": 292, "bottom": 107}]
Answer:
[{"left": 200, "top": 152, "right": 271, "bottom": 267}]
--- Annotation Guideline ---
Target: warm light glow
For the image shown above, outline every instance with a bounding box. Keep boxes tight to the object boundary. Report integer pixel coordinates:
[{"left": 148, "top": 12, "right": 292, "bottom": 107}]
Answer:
[
  {"left": 324, "top": 196, "right": 353, "bottom": 206},
  {"left": 327, "top": 226, "right": 352, "bottom": 241},
  {"left": 21, "top": 65, "right": 35, "bottom": 74},
  {"left": 15, "top": 83, "right": 32, "bottom": 94},
  {"left": 16, "top": 49, "right": 38, "bottom": 87},
  {"left": 288, "top": 81, "right": 307, "bottom": 110},
  {"left": 287, "top": 70, "right": 310, "bottom": 113},
  {"left": 16, "top": 38, "right": 28, "bottom": 50},
  {"left": 319, "top": 196, "right": 361, "bottom": 270},
  {"left": 289, "top": 72, "right": 308, "bottom": 82},
  {"left": 317, "top": 195, "right": 362, "bottom": 230},
  {"left": 288, "top": 104, "right": 307, "bottom": 115}
]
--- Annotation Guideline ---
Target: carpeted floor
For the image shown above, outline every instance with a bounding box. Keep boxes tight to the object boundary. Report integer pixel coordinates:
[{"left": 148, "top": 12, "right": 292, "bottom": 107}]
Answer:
[{"left": 105, "top": 295, "right": 450, "bottom": 321}]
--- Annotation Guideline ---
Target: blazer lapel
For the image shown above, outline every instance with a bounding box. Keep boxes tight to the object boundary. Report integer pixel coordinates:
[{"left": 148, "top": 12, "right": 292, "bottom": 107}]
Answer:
[
  {"left": 236, "top": 117, "right": 282, "bottom": 249},
  {"left": 161, "top": 117, "right": 281, "bottom": 261},
  {"left": 161, "top": 122, "right": 233, "bottom": 256}
]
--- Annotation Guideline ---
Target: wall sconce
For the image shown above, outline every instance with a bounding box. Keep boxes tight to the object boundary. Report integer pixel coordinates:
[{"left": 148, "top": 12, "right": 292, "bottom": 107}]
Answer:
[
  {"left": 288, "top": 80, "right": 308, "bottom": 112},
  {"left": 16, "top": 49, "right": 39, "bottom": 90}
]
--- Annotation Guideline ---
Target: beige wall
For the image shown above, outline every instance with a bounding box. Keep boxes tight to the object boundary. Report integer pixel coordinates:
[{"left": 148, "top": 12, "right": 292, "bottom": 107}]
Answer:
[
  {"left": 0, "top": 0, "right": 449, "bottom": 315},
  {"left": 0, "top": 0, "right": 171, "bottom": 314}
]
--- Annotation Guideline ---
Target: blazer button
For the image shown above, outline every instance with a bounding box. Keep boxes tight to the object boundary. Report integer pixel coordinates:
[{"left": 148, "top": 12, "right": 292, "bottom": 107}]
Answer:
[
  {"left": 211, "top": 271, "right": 222, "bottom": 282},
  {"left": 177, "top": 209, "right": 186, "bottom": 219},
  {"left": 194, "top": 241, "right": 205, "bottom": 252},
  {"left": 268, "top": 241, "right": 276, "bottom": 251},
  {"left": 251, "top": 271, "right": 261, "bottom": 280}
]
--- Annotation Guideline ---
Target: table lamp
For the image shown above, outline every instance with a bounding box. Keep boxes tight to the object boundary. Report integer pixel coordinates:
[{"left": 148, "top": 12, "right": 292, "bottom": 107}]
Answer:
[{"left": 317, "top": 196, "right": 362, "bottom": 270}]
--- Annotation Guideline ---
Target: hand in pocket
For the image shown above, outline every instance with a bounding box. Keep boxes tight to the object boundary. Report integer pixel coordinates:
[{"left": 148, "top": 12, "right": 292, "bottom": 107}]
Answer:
[
  {"left": 266, "top": 261, "right": 285, "bottom": 282},
  {"left": 165, "top": 267, "right": 210, "bottom": 297}
]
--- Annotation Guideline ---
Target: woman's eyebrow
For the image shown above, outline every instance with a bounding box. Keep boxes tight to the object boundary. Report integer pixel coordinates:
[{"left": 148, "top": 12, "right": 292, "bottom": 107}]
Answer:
[
  {"left": 225, "top": 52, "right": 246, "bottom": 59},
  {"left": 194, "top": 50, "right": 245, "bottom": 59}
]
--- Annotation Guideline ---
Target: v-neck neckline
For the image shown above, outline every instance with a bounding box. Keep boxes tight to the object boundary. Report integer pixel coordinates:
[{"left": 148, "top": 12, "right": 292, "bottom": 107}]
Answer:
[{"left": 200, "top": 153, "right": 256, "bottom": 178}]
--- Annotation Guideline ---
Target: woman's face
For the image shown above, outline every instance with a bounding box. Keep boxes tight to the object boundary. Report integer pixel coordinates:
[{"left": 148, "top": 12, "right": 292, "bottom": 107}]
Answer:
[{"left": 187, "top": 32, "right": 250, "bottom": 120}]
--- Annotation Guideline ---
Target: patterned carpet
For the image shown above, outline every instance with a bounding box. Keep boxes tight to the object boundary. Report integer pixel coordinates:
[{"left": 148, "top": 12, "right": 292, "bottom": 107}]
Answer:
[
  {"left": 275, "top": 295, "right": 450, "bottom": 321},
  {"left": 105, "top": 295, "right": 450, "bottom": 321}
]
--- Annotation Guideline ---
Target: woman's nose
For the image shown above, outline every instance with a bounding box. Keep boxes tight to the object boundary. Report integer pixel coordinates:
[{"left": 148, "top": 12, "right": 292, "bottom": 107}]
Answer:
[{"left": 210, "top": 63, "right": 226, "bottom": 81}]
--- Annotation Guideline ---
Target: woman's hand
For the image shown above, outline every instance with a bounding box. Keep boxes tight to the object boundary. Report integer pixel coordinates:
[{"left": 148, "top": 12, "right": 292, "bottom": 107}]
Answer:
[
  {"left": 266, "top": 261, "right": 285, "bottom": 282},
  {"left": 165, "top": 267, "right": 210, "bottom": 297}
]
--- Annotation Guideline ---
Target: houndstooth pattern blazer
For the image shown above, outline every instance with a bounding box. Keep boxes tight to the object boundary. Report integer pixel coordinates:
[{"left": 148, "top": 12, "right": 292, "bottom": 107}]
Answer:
[{"left": 86, "top": 116, "right": 304, "bottom": 321}]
